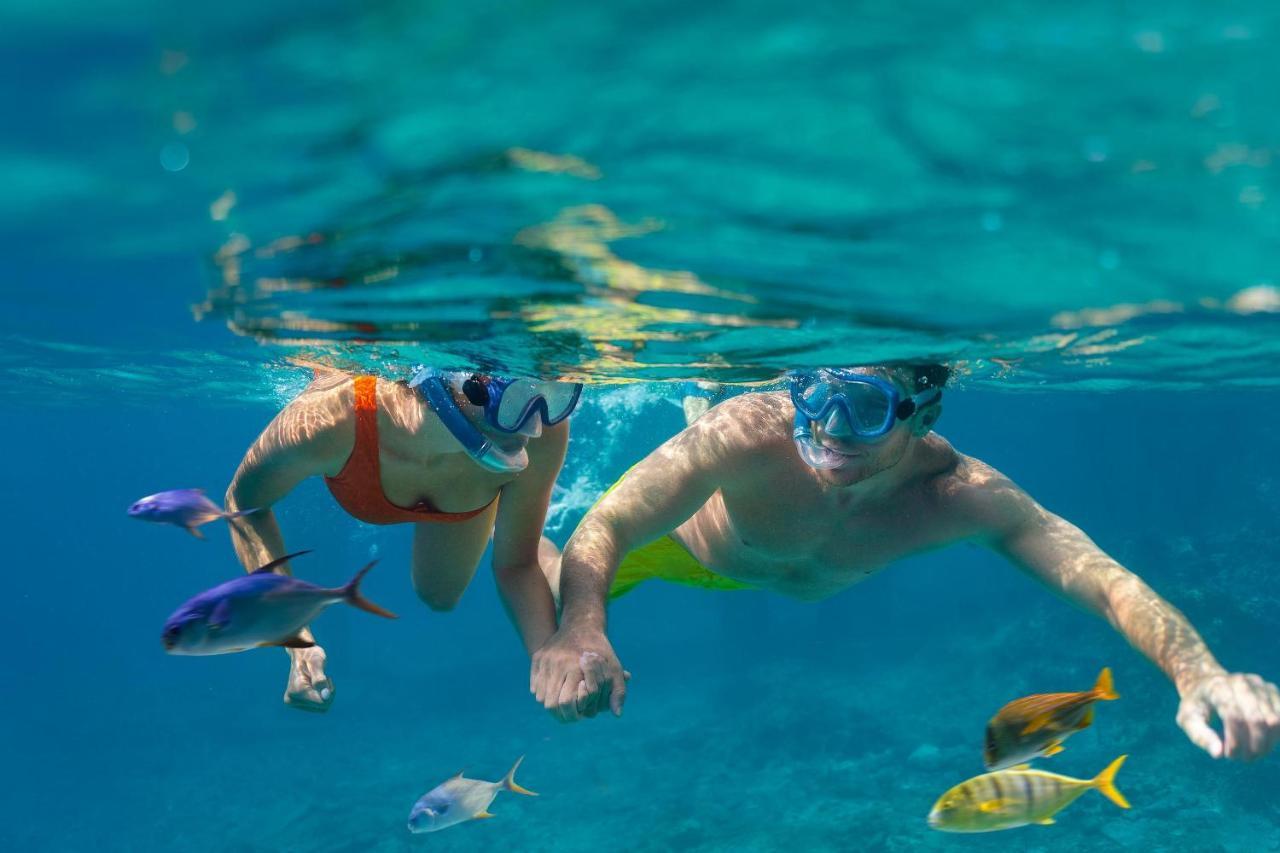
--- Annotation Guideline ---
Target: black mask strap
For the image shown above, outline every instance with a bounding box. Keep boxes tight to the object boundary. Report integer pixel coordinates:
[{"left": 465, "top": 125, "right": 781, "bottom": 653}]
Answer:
[{"left": 462, "top": 374, "right": 490, "bottom": 406}]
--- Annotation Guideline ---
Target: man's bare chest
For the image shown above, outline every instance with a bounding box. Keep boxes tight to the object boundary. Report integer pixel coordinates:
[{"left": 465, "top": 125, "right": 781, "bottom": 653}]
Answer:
[{"left": 687, "top": 488, "right": 953, "bottom": 596}]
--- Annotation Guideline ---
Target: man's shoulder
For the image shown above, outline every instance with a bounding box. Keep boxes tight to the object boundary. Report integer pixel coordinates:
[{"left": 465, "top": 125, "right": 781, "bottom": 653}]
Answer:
[
  {"left": 642, "top": 390, "right": 792, "bottom": 487},
  {"left": 685, "top": 390, "right": 793, "bottom": 455},
  {"left": 922, "top": 442, "right": 1032, "bottom": 532},
  {"left": 704, "top": 389, "right": 790, "bottom": 431}
]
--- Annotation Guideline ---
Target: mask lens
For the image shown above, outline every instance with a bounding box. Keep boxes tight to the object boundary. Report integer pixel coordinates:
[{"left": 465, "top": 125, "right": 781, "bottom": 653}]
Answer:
[
  {"left": 844, "top": 382, "right": 892, "bottom": 433},
  {"left": 792, "top": 374, "right": 831, "bottom": 419},
  {"left": 536, "top": 382, "right": 581, "bottom": 423},
  {"left": 494, "top": 379, "right": 581, "bottom": 430}
]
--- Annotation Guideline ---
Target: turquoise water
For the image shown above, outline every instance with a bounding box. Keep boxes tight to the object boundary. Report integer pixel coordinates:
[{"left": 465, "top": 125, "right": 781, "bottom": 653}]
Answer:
[{"left": 4, "top": 0, "right": 1280, "bottom": 850}]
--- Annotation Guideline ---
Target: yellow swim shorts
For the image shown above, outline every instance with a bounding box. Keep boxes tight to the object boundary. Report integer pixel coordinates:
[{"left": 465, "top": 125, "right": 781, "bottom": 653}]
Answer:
[{"left": 597, "top": 465, "right": 753, "bottom": 600}]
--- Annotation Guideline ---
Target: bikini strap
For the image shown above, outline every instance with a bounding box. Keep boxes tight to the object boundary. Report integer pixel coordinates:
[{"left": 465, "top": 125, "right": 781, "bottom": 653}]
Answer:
[
  {"left": 350, "top": 375, "right": 380, "bottom": 470},
  {"left": 353, "top": 375, "right": 378, "bottom": 412}
]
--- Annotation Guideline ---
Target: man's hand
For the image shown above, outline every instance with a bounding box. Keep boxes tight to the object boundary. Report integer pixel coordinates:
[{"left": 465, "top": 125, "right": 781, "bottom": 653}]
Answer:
[
  {"left": 284, "top": 646, "right": 335, "bottom": 713},
  {"left": 530, "top": 623, "right": 628, "bottom": 723},
  {"left": 1177, "top": 672, "right": 1280, "bottom": 760}
]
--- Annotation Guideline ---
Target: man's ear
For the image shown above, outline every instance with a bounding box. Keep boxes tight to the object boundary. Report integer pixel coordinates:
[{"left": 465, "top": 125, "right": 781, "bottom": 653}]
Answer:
[{"left": 912, "top": 403, "right": 942, "bottom": 437}]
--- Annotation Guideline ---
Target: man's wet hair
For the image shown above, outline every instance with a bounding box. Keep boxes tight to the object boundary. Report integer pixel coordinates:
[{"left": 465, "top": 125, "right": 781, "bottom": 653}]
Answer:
[
  {"left": 910, "top": 364, "right": 951, "bottom": 394},
  {"left": 883, "top": 363, "right": 950, "bottom": 396}
]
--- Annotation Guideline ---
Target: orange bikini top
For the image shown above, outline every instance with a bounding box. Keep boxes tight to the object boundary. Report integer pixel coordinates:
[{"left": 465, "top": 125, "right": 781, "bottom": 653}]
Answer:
[{"left": 324, "top": 376, "right": 496, "bottom": 525}]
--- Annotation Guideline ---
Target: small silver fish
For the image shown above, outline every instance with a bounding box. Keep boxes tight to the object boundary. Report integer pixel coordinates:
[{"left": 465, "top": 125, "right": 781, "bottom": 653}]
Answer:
[
  {"left": 128, "top": 488, "right": 258, "bottom": 539},
  {"left": 408, "top": 756, "right": 537, "bottom": 833},
  {"left": 161, "top": 551, "right": 396, "bottom": 655}
]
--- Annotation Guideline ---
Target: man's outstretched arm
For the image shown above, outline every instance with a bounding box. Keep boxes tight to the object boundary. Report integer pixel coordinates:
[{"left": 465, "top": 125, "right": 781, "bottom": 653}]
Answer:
[
  {"left": 530, "top": 408, "right": 735, "bottom": 722},
  {"left": 983, "top": 480, "right": 1280, "bottom": 760}
]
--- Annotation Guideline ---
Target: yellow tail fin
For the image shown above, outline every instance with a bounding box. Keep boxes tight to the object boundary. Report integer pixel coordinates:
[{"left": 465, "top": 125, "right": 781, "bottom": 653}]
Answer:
[
  {"left": 1092, "top": 755, "right": 1130, "bottom": 809},
  {"left": 503, "top": 756, "right": 538, "bottom": 797},
  {"left": 1092, "top": 667, "right": 1119, "bottom": 701}
]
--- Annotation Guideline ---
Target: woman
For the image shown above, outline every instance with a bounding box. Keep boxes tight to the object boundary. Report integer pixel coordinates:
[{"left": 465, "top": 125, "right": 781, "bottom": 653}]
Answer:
[{"left": 225, "top": 367, "right": 579, "bottom": 712}]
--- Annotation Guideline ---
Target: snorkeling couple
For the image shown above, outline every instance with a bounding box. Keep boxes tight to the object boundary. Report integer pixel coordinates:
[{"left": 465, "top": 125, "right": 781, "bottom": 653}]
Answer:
[{"left": 227, "top": 365, "right": 1280, "bottom": 762}]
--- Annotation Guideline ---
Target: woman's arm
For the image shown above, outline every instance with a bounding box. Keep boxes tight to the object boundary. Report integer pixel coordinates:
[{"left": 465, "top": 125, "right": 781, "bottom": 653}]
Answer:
[
  {"left": 224, "top": 389, "right": 348, "bottom": 712},
  {"left": 490, "top": 419, "right": 571, "bottom": 655}
]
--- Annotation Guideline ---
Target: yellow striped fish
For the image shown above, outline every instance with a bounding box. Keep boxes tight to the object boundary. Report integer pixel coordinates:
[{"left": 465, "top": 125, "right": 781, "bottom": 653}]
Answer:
[
  {"left": 984, "top": 667, "right": 1119, "bottom": 770},
  {"left": 927, "top": 756, "right": 1129, "bottom": 832}
]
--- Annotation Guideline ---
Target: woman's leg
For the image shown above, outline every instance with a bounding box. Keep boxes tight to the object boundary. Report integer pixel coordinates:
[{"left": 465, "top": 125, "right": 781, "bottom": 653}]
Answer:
[{"left": 410, "top": 501, "right": 500, "bottom": 611}]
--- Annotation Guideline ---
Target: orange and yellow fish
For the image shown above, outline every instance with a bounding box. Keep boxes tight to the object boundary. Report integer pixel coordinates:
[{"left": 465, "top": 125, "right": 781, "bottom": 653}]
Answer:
[
  {"left": 928, "top": 756, "right": 1129, "bottom": 833},
  {"left": 984, "top": 667, "right": 1119, "bottom": 770}
]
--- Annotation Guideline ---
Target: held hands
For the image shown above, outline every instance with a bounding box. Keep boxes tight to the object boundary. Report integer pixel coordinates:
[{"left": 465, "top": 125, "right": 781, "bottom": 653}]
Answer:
[
  {"left": 530, "top": 623, "right": 629, "bottom": 723},
  {"left": 284, "top": 645, "right": 335, "bottom": 713},
  {"left": 1177, "top": 672, "right": 1280, "bottom": 760}
]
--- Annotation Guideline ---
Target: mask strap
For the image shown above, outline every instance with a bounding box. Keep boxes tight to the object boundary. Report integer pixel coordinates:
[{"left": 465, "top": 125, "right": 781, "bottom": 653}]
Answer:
[{"left": 897, "top": 387, "right": 942, "bottom": 420}]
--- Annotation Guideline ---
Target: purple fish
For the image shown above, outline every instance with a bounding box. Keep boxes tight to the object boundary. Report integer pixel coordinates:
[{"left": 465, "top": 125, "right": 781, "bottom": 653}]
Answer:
[
  {"left": 161, "top": 551, "right": 397, "bottom": 655},
  {"left": 128, "top": 488, "right": 258, "bottom": 539}
]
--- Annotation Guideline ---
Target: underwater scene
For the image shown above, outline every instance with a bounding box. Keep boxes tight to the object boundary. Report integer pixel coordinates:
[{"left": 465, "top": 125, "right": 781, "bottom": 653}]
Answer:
[{"left": 4, "top": 0, "right": 1280, "bottom": 850}]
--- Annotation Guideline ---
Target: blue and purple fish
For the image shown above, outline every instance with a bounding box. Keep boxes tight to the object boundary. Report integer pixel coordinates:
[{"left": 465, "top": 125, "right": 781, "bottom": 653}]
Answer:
[
  {"left": 408, "top": 756, "right": 537, "bottom": 834},
  {"left": 161, "top": 551, "right": 397, "bottom": 655},
  {"left": 128, "top": 488, "right": 258, "bottom": 539}
]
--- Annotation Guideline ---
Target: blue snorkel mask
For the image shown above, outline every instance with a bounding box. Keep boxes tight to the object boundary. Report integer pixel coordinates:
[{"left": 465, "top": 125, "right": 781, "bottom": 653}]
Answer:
[
  {"left": 408, "top": 368, "right": 583, "bottom": 474},
  {"left": 789, "top": 369, "right": 942, "bottom": 470}
]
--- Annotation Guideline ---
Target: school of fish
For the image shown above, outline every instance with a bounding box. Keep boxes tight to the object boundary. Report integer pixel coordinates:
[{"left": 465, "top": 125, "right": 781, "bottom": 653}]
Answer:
[
  {"left": 928, "top": 667, "right": 1131, "bottom": 833},
  {"left": 138, "top": 487, "right": 538, "bottom": 835},
  {"left": 135, "top": 486, "right": 1131, "bottom": 836}
]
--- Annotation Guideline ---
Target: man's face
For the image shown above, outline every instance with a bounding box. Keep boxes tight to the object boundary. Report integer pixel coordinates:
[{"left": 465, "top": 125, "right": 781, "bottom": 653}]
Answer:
[{"left": 800, "top": 368, "right": 919, "bottom": 487}]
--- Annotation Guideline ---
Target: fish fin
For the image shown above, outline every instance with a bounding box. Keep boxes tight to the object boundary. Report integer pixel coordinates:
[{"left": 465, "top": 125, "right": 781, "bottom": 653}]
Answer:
[
  {"left": 1020, "top": 713, "right": 1054, "bottom": 736},
  {"left": 452, "top": 770, "right": 465, "bottom": 779},
  {"left": 222, "top": 507, "right": 261, "bottom": 520},
  {"left": 1010, "top": 764, "right": 1032, "bottom": 771},
  {"left": 1034, "top": 817, "right": 1056, "bottom": 825},
  {"left": 209, "top": 599, "right": 232, "bottom": 630},
  {"left": 1043, "top": 741, "right": 1065, "bottom": 757},
  {"left": 473, "top": 811, "right": 495, "bottom": 820},
  {"left": 185, "top": 525, "right": 206, "bottom": 540},
  {"left": 338, "top": 560, "right": 397, "bottom": 619},
  {"left": 978, "top": 799, "right": 1009, "bottom": 814},
  {"left": 258, "top": 634, "right": 316, "bottom": 649},
  {"left": 1092, "top": 667, "right": 1119, "bottom": 701},
  {"left": 503, "top": 755, "right": 537, "bottom": 797},
  {"left": 1077, "top": 705, "right": 1095, "bottom": 730},
  {"left": 1091, "top": 755, "right": 1130, "bottom": 810},
  {"left": 250, "top": 550, "right": 313, "bottom": 575}
]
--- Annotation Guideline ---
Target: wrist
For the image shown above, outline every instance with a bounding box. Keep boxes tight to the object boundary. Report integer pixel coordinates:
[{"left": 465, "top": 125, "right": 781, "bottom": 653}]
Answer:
[
  {"left": 560, "top": 605, "right": 605, "bottom": 634},
  {"left": 1177, "top": 662, "right": 1227, "bottom": 697}
]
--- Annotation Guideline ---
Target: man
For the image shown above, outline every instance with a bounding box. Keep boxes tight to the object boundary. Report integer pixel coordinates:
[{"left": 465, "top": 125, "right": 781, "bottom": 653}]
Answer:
[
  {"left": 531, "top": 365, "right": 1280, "bottom": 761},
  {"left": 227, "top": 368, "right": 577, "bottom": 712}
]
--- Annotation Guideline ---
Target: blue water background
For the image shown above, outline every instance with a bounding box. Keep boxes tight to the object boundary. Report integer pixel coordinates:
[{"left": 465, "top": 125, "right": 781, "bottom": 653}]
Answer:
[
  {"left": 3, "top": 0, "right": 1280, "bottom": 849},
  {"left": 3, "top": 384, "right": 1277, "bottom": 851}
]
